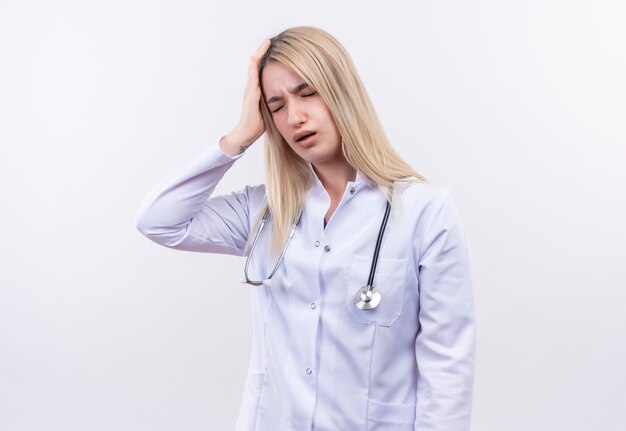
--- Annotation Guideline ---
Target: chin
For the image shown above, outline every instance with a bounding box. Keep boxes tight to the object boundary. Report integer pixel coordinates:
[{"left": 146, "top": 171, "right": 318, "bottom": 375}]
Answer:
[
  {"left": 290, "top": 141, "right": 341, "bottom": 165},
  {"left": 306, "top": 153, "right": 339, "bottom": 166}
]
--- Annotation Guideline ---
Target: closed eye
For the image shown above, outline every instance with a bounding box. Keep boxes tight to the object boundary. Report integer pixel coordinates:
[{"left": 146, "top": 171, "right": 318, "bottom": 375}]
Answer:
[{"left": 271, "top": 92, "right": 318, "bottom": 113}]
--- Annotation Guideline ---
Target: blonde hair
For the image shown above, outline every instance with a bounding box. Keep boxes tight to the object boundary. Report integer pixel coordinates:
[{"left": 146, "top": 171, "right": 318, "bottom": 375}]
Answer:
[{"left": 245, "top": 26, "right": 428, "bottom": 256}]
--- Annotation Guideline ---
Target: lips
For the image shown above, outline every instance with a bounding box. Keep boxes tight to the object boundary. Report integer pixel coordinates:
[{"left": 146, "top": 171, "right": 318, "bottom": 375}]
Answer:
[{"left": 294, "top": 131, "right": 316, "bottom": 142}]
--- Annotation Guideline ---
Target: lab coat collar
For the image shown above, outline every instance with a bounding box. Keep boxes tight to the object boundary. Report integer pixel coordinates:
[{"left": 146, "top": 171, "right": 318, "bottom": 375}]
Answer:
[{"left": 306, "top": 160, "right": 377, "bottom": 192}]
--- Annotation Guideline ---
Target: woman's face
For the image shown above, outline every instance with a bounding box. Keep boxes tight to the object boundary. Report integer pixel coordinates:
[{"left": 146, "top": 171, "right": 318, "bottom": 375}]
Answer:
[{"left": 261, "top": 60, "right": 343, "bottom": 165}]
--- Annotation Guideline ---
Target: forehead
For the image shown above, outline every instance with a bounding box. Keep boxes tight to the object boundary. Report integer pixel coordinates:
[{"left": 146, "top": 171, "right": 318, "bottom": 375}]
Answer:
[{"left": 261, "top": 61, "right": 306, "bottom": 91}]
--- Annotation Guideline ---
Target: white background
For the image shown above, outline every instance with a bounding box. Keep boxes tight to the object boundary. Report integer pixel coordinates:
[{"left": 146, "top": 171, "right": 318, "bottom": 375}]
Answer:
[{"left": 1, "top": 1, "right": 625, "bottom": 430}]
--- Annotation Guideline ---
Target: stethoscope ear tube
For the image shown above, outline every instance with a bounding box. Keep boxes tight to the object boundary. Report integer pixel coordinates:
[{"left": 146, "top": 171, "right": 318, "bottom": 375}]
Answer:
[
  {"left": 243, "top": 205, "right": 301, "bottom": 287},
  {"left": 242, "top": 207, "right": 270, "bottom": 286}
]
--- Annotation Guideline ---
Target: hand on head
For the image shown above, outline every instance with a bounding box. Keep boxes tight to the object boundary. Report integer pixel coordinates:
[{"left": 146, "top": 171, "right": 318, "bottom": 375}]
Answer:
[{"left": 221, "top": 39, "right": 271, "bottom": 156}]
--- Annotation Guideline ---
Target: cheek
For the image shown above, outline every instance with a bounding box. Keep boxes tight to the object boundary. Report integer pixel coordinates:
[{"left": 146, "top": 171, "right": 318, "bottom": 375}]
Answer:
[
  {"left": 272, "top": 116, "right": 288, "bottom": 137},
  {"left": 272, "top": 116, "right": 294, "bottom": 144},
  {"left": 316, "top": 106, "right": 337, "bottom": 130}
]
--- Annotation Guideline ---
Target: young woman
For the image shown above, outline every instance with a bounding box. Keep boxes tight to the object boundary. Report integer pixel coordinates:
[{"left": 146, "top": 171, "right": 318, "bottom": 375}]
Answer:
[{"left": 135, "top": 26, "right": 476, "bottom": 431}]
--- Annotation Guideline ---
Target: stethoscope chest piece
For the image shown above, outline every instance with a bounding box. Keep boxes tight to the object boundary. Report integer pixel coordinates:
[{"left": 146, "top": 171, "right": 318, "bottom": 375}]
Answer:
[{"left": 354, "top": 285, "right": 381, "bottom": 310}]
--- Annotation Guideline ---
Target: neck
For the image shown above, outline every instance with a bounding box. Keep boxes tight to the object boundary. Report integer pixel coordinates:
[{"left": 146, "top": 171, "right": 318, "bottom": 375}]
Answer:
[{"left": 311, "top": 158, "right": 357, "bottom": 198}]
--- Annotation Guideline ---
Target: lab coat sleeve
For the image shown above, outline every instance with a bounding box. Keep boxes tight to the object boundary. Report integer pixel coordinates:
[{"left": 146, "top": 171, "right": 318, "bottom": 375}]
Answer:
[
  {"left": 134, "top": 136, "right": 259, "bottom": 256},
  {"left": 413, "top": 188, "right": 476, "bottom": 431}
]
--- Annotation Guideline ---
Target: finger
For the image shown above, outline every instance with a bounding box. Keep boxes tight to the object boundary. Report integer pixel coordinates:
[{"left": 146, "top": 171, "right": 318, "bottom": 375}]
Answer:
[
  {"left": 254, "top": 39, "right": 267, "bottom": 58},
  {"left": 254, "top": 39, "right": 270, "bottom": 60},
  {"left": 247, "top": 56, "right": 258, "bottom": 83}
]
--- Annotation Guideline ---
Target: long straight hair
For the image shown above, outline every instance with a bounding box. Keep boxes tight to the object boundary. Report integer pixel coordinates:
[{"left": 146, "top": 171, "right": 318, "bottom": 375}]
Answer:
[{"left": 244, "top": 26, "right": 428, "bottom": 257}]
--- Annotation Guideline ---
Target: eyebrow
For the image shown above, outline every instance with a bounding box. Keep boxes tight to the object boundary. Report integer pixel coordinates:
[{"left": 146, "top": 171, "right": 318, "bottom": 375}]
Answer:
[{"left": 265, "top": 83, "right": 310, "bottom": 104}]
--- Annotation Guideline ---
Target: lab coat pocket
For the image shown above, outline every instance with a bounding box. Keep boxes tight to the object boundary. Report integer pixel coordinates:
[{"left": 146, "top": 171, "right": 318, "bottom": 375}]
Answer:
[
  {"left": 345, "top": 253, "right": 408, "bottom": 326},
  {"left": 367, "top": 398, "right": 416, "bottom": 430}
]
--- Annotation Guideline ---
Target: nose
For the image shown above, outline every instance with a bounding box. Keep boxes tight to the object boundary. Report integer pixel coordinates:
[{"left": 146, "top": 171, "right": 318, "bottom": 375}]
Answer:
[{"left": 287, "top": 101, "right": 306, "bottom": 128}]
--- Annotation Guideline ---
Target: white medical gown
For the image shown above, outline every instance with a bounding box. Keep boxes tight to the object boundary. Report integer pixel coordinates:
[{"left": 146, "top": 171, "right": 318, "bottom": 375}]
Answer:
[{"left": 134, "top": 137, "right": 476, "bottom": 431}]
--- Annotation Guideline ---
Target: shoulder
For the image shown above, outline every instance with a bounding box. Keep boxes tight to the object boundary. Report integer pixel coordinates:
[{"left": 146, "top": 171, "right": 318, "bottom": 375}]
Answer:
[
  {"left": 394, "top": 178, "right": 454, "bottom": 213},
  {"left": 392, "top": 180, "right": 468, "bottom": 261},
  {"left": 239, "top": 183, "right": 267, "bottom": 219},
  {"left": 393, "top": 179, "right": 463, "bottom": 238},
  {"left": 242, "top": 182, "right": 267, "bottom": 200}
]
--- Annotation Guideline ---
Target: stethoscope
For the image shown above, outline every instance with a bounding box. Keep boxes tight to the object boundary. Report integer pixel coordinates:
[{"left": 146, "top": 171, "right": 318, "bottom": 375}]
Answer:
[{"left": 241, "top": 195, "right": 392, "bottom": 311}]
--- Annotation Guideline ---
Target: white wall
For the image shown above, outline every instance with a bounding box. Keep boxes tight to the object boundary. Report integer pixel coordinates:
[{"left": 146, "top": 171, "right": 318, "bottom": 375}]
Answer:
[{"left": 1, "top": 1, "right": 624, "bottom": 430}]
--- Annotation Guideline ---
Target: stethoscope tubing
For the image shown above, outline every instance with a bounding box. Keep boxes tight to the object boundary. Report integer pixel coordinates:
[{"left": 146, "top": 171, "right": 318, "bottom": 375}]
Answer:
[
  {"left": 243, "top": 207, "right": 300, "bottom": 286},
  {"left": 243, "top": 189, "right": 392, "bottom": 311},
  {"left": 365, "top": 198, "right": 391, "bottom": 289}
]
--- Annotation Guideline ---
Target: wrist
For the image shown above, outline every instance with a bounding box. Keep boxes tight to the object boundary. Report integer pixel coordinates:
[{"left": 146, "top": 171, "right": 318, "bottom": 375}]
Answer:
[{"left": 220, "top": 130, "right": 253, "bottom": 157}]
